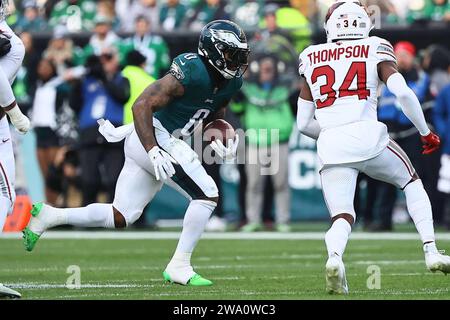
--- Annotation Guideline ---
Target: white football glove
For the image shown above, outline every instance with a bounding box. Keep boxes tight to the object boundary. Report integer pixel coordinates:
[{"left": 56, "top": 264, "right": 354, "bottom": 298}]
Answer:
[
  {"left": 148, "top": 146, "right": 177, "bottom": 181},
  {"left": 210, "top": 135, "right": 239, "bottom": 162},
  {"left": 5, "top": 105, "right": 30, "bottom": 134}
]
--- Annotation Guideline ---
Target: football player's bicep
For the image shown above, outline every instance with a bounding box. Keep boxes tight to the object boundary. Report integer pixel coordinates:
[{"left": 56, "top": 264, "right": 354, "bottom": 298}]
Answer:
[
  {"left": 136, "top": 74, "right": 185, "bottom": 112},
  {"left": 299, "top": 79, "right": 314, "bottom": 102},
  {"left": 378, "top": 61, "right": 399, "bottom": 84}
]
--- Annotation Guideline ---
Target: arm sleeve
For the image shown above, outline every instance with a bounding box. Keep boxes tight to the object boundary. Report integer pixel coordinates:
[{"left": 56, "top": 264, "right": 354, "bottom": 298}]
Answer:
[
  {"left": 297, "top": 97, "right": 320, "bottom": 140},
  {"left": 386, "top": 72, "right": 430, "bottom": 136}
]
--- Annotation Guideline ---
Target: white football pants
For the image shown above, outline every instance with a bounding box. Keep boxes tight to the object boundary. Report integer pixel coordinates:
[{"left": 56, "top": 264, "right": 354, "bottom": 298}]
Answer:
[
  {"left": 0, "top": 21, "right": 25, "bottom": 229},
  {"left": 320, "top": 139, "right": 415, "bottom": 219},
  {"left": 112, "top": 119, "right": 218, "bottom": 225}
]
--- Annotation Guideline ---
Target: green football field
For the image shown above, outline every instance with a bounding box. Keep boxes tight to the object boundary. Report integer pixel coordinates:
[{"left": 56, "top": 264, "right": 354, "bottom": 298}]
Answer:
[{"left": 1, "top": 231, "right": 450, "bottom": 300}]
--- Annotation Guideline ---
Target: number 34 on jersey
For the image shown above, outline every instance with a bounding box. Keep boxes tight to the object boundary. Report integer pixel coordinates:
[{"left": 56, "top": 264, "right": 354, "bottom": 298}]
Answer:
[{"left": 299, "top": 36, "right": 396, "bottom": 112}]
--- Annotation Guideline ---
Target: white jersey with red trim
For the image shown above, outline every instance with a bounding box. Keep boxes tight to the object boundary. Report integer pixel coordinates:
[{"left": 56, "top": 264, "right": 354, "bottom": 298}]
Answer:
[{"left": 298, "top": 36, "right": 397, "bottom": 166}]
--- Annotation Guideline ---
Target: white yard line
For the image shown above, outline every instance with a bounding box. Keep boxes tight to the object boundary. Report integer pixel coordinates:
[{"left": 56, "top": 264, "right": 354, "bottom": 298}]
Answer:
[
  {"left": 8, "top": 283, "right": 156, "bottom": 289},
  {"left": 354, "top": 260, "right": 425, "bottom": 265},
  {"left": 1, "top": 231, "right": 450, "bottom": 240}
]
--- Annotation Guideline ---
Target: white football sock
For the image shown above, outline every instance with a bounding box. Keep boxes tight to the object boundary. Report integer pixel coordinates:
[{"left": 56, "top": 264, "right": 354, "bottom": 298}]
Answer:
[
  {"left": 0, "top": 196, "right": 12, "bottom": 231},
  {"left": 45, "top": 203, "right": 115, "bottom": 228},
  {"left": 174, "top": 199, "right": 216, "bottom": 254},
  {"left": 165, "top": 200, "right": 216, "bottom": 284},
  {"left": 165, "top": 250, "right": 195, "bottom": 284},
  {"left": 325, "top": 218, "right": 352, "bottom": 258},
  {"left": 404, "top": 180, "right": 435, "bottom": 244},
  {"left": 423, "top": 242, "right": 438, "bottom": 254}
]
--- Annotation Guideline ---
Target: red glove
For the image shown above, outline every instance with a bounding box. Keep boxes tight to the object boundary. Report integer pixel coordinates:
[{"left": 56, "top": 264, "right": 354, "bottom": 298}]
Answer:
[{"left": 420, "top": 132, "right": 440, "bottom": 155}]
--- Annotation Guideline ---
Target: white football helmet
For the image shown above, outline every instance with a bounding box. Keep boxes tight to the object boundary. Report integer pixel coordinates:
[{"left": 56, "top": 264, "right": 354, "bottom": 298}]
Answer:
[{"left": 324, "top": 1, "right": 372, "bottom": 43}]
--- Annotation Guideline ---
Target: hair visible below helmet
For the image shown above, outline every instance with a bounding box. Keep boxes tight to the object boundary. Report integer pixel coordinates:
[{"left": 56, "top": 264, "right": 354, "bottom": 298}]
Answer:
[
  {"left": 324, "top": 1, "right": 372, "bottom": 43},
  {"left": 198, "top": 20, "right": 250, "bottom": 79}
]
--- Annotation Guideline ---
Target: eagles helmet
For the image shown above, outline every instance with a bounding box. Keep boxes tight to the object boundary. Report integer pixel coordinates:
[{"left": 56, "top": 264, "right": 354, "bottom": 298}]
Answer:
[{"left": 198, "top": 20, "right": 250, "bottom": 79}]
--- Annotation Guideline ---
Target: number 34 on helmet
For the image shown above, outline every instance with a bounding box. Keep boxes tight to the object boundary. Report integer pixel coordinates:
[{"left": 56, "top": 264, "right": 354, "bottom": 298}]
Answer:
[
  {"left": 324, "top": 1, "right": 373, "bottom": 43},
  {"left": 198, "top": 20, "right": 250, "bottom": 80}
]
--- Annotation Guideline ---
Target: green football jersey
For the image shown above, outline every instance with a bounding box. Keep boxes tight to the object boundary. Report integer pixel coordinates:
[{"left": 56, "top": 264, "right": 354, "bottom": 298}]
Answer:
[{"left": 154, "top": 53, "right": 242, "bottom": 136}]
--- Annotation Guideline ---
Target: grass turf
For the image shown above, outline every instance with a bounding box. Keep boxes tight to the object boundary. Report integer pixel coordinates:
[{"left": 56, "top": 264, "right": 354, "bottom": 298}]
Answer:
[{"left": 0, "top": 237, "right": 449, "bottom": 299}]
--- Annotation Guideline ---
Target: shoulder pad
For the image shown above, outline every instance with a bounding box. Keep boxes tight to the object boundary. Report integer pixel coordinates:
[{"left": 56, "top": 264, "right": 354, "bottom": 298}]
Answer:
[
  {"left": 169, "top": 53, "right": 200, "bottom": 86},
  {"left": 370, "top": 36, "right": 397, "bottom": 64}
]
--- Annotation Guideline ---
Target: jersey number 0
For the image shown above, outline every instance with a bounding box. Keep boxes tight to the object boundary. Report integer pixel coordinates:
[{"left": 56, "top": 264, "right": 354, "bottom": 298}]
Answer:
[
  {"left": 311, "top": 62, "right": 370, "bottom": 109},
  {"left": 180, "top": 109, "right": 211, "bottom": 136}
]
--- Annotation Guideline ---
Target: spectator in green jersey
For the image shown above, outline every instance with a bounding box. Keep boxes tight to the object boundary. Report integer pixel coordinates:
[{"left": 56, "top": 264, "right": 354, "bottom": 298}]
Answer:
[{"left": 119, "top": 15, "right": 170, "bottom": 78}]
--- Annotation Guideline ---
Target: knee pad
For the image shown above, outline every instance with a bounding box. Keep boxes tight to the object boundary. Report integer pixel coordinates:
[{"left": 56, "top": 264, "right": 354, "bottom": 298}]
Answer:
[{"left": 199, "top": 176, "right": 219, "bottom": 199}]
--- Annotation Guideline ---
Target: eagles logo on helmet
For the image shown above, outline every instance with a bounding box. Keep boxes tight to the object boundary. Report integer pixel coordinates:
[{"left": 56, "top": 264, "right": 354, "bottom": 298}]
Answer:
[{"left": 198, "top": 20, "right": 250, "bottom": 79}]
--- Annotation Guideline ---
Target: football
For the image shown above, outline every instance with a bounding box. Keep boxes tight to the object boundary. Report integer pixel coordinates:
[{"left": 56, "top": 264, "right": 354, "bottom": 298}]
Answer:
[{"left": 203, "top": 119, "right": 236, "bottom": 144}]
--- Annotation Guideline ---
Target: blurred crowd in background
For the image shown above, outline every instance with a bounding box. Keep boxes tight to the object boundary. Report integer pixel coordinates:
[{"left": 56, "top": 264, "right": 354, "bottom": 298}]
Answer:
[
  {"left": 4, "top": 0, "right": 450, "bottom": 232},
  {"left": 6, "top": 0, "right": 450, "bottom": 35}
]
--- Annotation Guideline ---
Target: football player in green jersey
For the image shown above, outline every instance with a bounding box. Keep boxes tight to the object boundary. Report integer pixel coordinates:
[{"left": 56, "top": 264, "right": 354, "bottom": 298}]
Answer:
[{"left": 23, "top": 20, "right": 249, "bottom": 287}]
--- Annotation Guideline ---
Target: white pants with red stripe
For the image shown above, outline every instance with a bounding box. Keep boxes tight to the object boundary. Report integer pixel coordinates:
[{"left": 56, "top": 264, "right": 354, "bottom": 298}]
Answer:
[
  {"left": 320, "top": 139, "right": 415, "bottom": 219},
  {"left": 0, "top": 116, "right": 15, "bottom": 213},
  {"left": 0, "top": 21, "right": 25, "bottom": 108},
  {"left": 0, "top": 21, "right": 25, "bottom": 229}
]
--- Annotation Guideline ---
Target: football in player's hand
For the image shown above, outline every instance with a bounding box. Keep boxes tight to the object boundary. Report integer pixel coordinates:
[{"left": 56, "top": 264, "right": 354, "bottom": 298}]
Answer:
[{"left": 203, "top": 119, "right": 235, "bottom": 145}]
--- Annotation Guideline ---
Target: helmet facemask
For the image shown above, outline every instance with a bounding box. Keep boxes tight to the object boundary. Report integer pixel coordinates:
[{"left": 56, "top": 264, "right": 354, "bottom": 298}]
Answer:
[{"left": 215, "top": 41, "right": 250, "bottom": 79}]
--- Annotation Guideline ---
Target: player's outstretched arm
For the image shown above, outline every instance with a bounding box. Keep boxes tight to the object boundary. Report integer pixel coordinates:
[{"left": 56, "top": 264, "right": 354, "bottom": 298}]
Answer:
[
  {"left": 297, "top": 81, "right": 321, "bottom": 140},
  {"left": 379, "top": 61, "right": 430, "bottom": 135},
  {"left": 132, "top": 74, "right": 184, "bottom": 180},
  {"left": 132, "top": 73, "right": 184, "bottom": 152},
  {"left": 379, "top": 61, "right": 440, "bottom": 154}
]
